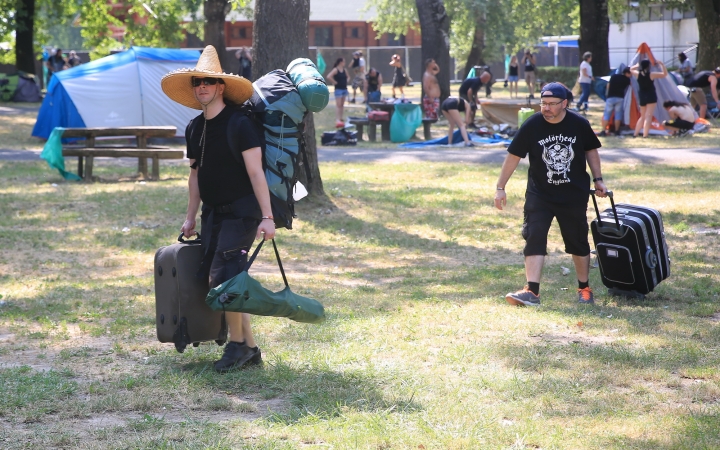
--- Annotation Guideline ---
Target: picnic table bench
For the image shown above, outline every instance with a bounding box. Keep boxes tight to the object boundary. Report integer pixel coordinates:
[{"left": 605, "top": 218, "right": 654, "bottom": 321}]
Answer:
[
  {"left": 348, "top": 116, "right": 438, "bottom": 142},
  {"left": 61, "top": 126, "right": 182, "bottom": 180}
]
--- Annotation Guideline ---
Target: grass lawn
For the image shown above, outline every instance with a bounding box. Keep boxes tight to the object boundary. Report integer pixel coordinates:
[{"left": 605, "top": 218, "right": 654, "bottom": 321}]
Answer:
[{"left": 2, "top": 157, "right": 720, "bottom": 448}]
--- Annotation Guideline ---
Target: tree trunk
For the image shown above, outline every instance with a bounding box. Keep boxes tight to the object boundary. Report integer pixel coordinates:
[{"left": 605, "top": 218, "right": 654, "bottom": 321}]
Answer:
[
  {"left": 15, "top": 0, "right": 36, "bottom": 75},
  {"left": 253, "top": 0, "right": 324, "bottom": 198},
  {"left": 204, "top": 0, "right": 232, "bottom": 72},
  {"left": 416, "top": 0, "right": 451, "bottom": 101},
  {"left": 578, "top": 0, "right": 610, "bottom": 76},
  {"left": 462, "top": 11, "right": 486, "bottom": 80},
  {"left": 694, "top": 0, "right": 720, "bottom": 71}
]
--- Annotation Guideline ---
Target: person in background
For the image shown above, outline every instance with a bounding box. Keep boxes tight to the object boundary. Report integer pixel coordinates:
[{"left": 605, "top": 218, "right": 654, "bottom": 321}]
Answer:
[
  {"left": 677, "top": 52, "right": 693, "bottom": 84},
  {"left": 422, "top": 58, "right": 440, "bottom": 120},
  {"left": 521, "top": 50, "right": 537, "bottom": 99},
  {"left": 389, "top": 54, "right": 406, "bottom": 99},
  {"left": 47, "top": 48, "right": 66, "bottom": 80},
  {"left": 349, "top": 51, "right": 366, "bottom": 104},
  {"left": 235, "top": 47, "right": 252, "bottom": 80},
  {"left": 599, "top": 67, "right": 632, "bottom": 136},
  {"left": 326, "top": 58, "right": 349, "bottom": 126},
  {"left": 662, "top": 100, "right": 696, "bottom": 136},
  {"left": 364, "top": 67, "right": 383, "bottom": 107},
  {"left": 67, "top": 50, "right": 82, "bottom": 68},
  {"left": 577, "top": 52, "right": 594, "bottom": 111},
  {"left": 631, "top": 59, "right": 668, "bottom": 138},
  {"left": 440, "top": 97, "right": 474, "bottom": 147},
  {"left": 685, "top": 67, "right": 720, "bottom": 119},
  {"left": 458, "top": 71, "right": 491, "bottom": 127},
  {"left": 494, "top": 82, "right": 607, "bottom": 307},
  {"left": 507, "top": 55, "right": 519, "bottom": 98}
]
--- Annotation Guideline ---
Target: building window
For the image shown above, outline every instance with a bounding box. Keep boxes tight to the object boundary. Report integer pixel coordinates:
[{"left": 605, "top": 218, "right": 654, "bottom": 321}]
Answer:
[
  {"left": 387, "top": 34, "right": 405, "bottom": 46},
  {"left": 315, "top": 27, "right": 333, "bottom": 47},
  {"left": 346, "top": 27, "right": 363, "bottom": 39},
  {"left": 683, "top": 8, "right": 695, "bottom": 18},
  {"left": 649, "top": 5, "right": 663, "bottom": 21},
  {"left": 232, "top": 27, "right": 248, "bottom": 39}
]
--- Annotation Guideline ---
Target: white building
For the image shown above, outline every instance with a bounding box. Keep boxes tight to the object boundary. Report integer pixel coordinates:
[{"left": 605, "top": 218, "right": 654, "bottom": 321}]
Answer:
[{"left": 609, "top": 4, "right": 698, "bottom": 69}]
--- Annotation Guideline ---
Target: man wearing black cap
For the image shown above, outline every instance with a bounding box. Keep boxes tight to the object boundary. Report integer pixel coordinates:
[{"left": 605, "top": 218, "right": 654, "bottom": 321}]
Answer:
[{"left": 494, "top": 82, "right": 608, "bottom": 306}]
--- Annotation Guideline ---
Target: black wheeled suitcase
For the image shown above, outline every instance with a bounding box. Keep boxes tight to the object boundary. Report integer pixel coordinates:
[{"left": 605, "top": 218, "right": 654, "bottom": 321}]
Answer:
[
  {"left": 590, "top": 191, "right": 670, "bottom": 298},
  {"left": 154, "top": 233, "right": 227, "bottom": 352}
]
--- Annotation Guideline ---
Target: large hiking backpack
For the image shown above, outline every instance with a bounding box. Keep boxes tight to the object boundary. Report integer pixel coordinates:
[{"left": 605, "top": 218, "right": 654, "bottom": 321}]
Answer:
[{"left": 187, "top": 67, "right": 328, "bottom": 230}]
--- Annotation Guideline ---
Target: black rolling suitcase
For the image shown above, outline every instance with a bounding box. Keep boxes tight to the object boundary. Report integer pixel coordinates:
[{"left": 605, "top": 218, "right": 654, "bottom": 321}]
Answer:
[
  {"left": 154, "top": 233, "right": 227, "bottom": 352},
  {"left": 590, "top": 191, "right": 670, "bottom": 298}
]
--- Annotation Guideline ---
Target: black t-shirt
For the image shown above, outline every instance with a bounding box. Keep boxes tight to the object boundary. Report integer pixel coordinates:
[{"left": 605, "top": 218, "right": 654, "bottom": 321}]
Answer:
[
  {"left": 688, "top": 70, "right": 713, "bottom": 88},
  {"left": 186, "top": 106, "right": 263, "bottom": 206},
  {"left": 459, "top": 77, "right": 482, "bottom": 98},
  {"left": 607, "top": 74, "right": 630, "bottom": 98},
  {"left": 507, "top": 110, "right": 602, "bottom": 205}
]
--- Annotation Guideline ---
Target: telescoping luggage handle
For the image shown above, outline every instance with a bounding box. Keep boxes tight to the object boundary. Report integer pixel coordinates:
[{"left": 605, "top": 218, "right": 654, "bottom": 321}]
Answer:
[
  {"left": 243, "top": 239, "right": 289, "bottom": 288},
  {"left": 590, "top": 189, "right": 622, "bottom": 234}
]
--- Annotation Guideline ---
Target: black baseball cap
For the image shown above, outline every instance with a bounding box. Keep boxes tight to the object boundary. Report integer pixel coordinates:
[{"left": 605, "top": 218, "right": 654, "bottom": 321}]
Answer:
[{"left": 540, "top": 82, "right": 568, "bottom": 100}]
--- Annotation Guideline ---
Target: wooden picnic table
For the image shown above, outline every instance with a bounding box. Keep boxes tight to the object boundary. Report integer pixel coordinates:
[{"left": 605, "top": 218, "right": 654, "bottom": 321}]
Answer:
[
  {"left": 366, "top": 102, "right": 437, "bottom": 141},
  {"left": 61, "top": 126, "right": 181, "bottom": 180}
]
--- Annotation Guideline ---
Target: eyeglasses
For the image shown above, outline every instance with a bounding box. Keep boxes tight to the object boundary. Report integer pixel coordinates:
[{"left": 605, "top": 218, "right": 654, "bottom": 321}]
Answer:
[
  {"left": 539, "top": 100, "right": 564, "bottom": 108},
  {"left": 192, "top": 77, "right": 220, "bottom": 87}
]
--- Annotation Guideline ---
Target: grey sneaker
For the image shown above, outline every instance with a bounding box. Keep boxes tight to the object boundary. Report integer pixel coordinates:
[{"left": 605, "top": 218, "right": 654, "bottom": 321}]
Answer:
[
  {"left": 578, "top": 287, "right": 595, "bottom": 304},
  {"left": 214, "top": 341, "right": 260, "bottom": 373},
  {"left": 506, "top": 286, "right": 541, "bottom": 306}
]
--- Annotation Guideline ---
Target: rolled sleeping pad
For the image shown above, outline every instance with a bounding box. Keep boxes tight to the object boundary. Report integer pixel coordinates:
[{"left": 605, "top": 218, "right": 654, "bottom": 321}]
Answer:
[{"left": 286, "top": 58, "right": 330, "bottom": 113}]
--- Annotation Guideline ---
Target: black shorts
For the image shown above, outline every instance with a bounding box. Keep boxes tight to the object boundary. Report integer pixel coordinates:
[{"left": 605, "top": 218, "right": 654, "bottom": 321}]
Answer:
[
  {"left": 638, "top": 91, "right": 657, "bottom": 107},
  {"left": 522, "top": 193, "right": 590, "bottom": 257},
  {"left": 200, "top": 209, "right": 259, "bottom": 289},
  {"left": 441, "top": 97, "right": 465, "bottom": 113},
  {"left": 663, "top": 118, "right": 694, "bottom": 131}
]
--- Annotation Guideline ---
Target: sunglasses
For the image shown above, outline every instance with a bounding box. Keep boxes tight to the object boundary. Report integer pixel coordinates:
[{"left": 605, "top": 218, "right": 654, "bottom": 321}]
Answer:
[{"left": 191, "top": 77, "right": 222, "bottom": 87}]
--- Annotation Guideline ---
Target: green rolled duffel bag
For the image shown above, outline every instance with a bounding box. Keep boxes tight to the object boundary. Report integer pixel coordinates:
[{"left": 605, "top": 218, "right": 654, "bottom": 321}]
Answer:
[
  {"left": 518, "top": 107, "right": 535, "bottom": 128},
  {"left": 206, "top": 239, "right": 326, "bottom": 324},
  {"left": 286, "top": 58, "right": 329, "bottom": 113}
]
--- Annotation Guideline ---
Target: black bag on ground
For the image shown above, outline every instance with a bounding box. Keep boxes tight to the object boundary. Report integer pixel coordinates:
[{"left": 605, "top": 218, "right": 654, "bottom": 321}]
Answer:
[
  {"left": 155, "top": 233, "right": 227, "bottom": 353},
  {"left": 321, "top": 129, "right": 357, "bottom": 146},
  {"left": 590, "top": 191, "right": 670, "bottom": 298}
]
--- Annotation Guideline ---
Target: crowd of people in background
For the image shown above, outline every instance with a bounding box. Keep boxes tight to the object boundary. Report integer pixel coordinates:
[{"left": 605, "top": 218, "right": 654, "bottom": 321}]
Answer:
[{"left": 45, "top": 48, "right": 82, "bottom": 81}]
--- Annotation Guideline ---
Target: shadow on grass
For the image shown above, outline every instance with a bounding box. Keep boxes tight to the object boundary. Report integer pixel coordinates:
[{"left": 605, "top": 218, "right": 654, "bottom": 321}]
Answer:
[{"left": 172, "top": 357, "right": 422, "bottom": 425}]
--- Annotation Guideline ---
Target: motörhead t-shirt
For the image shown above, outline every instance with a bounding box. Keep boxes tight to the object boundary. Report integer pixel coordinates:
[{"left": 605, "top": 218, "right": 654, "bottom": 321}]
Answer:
[{"left": 507, "top": 110, "right": 601, "bottom": 205}]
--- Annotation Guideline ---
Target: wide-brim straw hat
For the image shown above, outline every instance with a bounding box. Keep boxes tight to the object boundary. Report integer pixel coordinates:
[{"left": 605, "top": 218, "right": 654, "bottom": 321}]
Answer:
[{"left": 161, "top": 45, "right": 253, "bottom": 110}]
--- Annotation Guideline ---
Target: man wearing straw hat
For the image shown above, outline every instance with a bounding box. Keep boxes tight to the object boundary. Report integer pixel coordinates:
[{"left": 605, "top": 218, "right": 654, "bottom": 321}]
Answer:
[{"left": 161, "top": 45, "right": 276, "bottom": 372}]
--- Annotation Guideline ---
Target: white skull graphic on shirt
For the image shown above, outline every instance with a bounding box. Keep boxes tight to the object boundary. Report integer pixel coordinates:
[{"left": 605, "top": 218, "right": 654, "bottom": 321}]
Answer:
[{"left": 539, "top": 134, "right": 576, "bottom": 185}]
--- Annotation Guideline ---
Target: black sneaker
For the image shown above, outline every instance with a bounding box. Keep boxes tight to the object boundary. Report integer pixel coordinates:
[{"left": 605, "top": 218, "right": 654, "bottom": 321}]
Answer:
[
  {"left": 349, "top": 98, "right": 356, "bottom": 104},
  {"left": 598, "top": 131, "right": 607, "bottom": 137},
  {"left": 214, "top": 341, "right": 259, "bottom": 373},
  {"left": 505, "top": 286, "right": 541, "bottom": 306}
]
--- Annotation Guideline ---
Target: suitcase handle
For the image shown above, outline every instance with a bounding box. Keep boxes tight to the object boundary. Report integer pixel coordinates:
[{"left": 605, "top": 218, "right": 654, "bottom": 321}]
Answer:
[
  {"left": 177, "top": 232, "right": 201, "bottom": 244},
  {"left": 590, "top": 189, "right": 622, "bottom": 235}
]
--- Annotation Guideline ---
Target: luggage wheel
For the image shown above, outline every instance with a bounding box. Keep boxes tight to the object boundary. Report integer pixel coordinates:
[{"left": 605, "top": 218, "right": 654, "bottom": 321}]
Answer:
[
  {"left": 608, "top": 288, "right": 645, "bottom": 300},
  {"left": 192, "top": 342, "right": 200, "bottom": 348},
  {"left": 215, "top": 339, "right": 226, "bottom": 346}
]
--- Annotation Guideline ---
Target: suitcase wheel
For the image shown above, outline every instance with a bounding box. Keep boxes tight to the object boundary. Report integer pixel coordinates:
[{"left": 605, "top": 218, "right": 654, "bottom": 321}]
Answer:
[
  {"left": 215, "top": 339, "right": 226, "bottom": 346},
  {"left": 192, "top": 342, "right": 200, "bottom": 347}
]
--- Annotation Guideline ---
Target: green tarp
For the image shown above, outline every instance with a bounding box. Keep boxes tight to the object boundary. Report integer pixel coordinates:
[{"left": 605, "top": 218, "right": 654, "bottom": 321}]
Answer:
[{"left": 40, "top": 127, "right": 82, "bottom": 181}]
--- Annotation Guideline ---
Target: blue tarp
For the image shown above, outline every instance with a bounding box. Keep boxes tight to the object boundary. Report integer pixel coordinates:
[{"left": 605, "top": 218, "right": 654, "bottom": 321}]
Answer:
[{"left": 399, "top": 129, "right": 511, "bottom": 148}]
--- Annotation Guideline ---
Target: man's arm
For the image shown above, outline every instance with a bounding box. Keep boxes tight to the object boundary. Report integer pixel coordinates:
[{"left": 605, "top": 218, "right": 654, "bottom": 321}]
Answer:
[
  {"left": 242, "top": 147, "right": 276, "bottom": 240},
  {"left": 586, "top": 149, "right": 608, "bottom": 197},
  {"left": 494, "top": 153, "right": 522, "bottom": 210},
  {"left": 181, "top": 163, "right": 201, "bottom": 237},
  {"left": 710, "top": 76, "right": 719, "bottom": 103},
  {"left": 378, "top": 73, "right": 383, "bottom": 89}
]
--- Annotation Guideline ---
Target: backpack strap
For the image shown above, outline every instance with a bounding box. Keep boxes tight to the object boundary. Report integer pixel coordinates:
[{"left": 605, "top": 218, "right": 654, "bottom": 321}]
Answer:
[{"left": 296, "top": 112, "right": 312, "bottom": 184}]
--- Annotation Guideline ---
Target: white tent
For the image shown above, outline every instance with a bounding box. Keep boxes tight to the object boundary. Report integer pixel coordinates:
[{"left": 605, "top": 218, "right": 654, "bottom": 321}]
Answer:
[{"left": 33, "top": 47, "right": 201, "bottom": 139}]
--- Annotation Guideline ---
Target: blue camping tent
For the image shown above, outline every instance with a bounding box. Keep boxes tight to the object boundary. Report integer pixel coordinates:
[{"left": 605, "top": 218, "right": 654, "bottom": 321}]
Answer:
[{"left": 33, "top": 47, "right": 201, "bottom": 139}]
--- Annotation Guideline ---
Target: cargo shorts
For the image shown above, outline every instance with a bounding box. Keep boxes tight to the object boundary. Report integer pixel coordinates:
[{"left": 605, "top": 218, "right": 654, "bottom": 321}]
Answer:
[
  {"left": 522, "top": 193, "right": 590, "bottom": 257},
  {"left": 200, "top": 211, "right": 259, "bottom": 289}
]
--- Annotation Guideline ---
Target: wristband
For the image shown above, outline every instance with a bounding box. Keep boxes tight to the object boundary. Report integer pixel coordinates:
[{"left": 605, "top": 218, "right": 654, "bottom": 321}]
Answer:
[
  {"left": 593, "top": 177, "right": 603, "bottom": 182},
  {"left": 496, "top": 187, "right": 504, "bottom": 190},
  {"left": 262, "top": 216, "right": 274, "bottom": 221}
]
